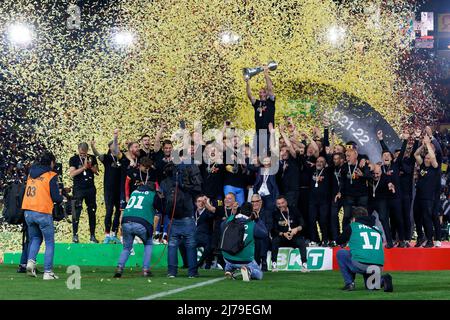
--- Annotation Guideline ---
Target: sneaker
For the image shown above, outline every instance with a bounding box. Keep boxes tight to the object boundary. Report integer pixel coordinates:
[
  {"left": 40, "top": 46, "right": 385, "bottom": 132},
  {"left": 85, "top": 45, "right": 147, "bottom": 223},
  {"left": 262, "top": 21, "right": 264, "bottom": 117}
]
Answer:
[
  {"left": 309, "top": 241, "right": 318, "bottom": 247},
  {"left": 261, "top": 261, "right": 268, "bottom": 272},
  {"left": 240, "top": 266, "right": 251, "bottom": 282},
  {"left": 26, "top": 260, "right": 37, "bottom": 277},
  {"left": 204, "top": 264, "right": 212, "bottom": 270},
  {"left": 43, "top": 272, "right": 59, "bottom": 280},
  {"left": 17, "top": 265, "right": 27, "bottom": 273},
  {"left": 73, "top": 235, "right": 79, "bottom": 243},
  {"left": 414, "top": 238, "right": 425, "bottom": 247},
  {"left": 103, "top": 235, "right": 111, "bottom": 244},
  {"left": 130, "top": 248, "right": 135, "bottom": 256},
  {"left": 152, "top": 232, "right": 161, "bottom": 244},
  {"left": 385, "top": 243, "right": 394, "bottom": 249},
  {"left": 435, "top": 241, "right": 442, "bottom": 248},
  {"left": 397, "top": 241, "right": 407, "bottom": 248},
  {"left": 382, "top": 274, "right": 393, "bottom": 292},
  {"left": 110, "top": 236, "right": 121, "bottom": 244},
  {"left": 404, "top": 241, "right": 411, "bottom": 248},
  {"left": 114, "top": 267, "right": 123, "bottom": 278},
  {"left": 329, "top": 241, "right": 337, "bottom": 247},
  {"left": 301, "top": 262, "right": 310, "bottom": 273},
  {"left": 167, "top": 274, "right": 176, "bottom": 278},
  {"left": 271, "top": 262, "right": 278, "bottom": 272},
  {"left": 162, "top": 233, "right": 168, "bottom": 245},
  {"left": 224, "top": 271, "right": 235, "bottom": 280},
  {"left": 424, "top": 240, "right": 434, "bottom": 248},
  {"left": 342, "top": 282, "right": 355, "bottom": 291},
  {"left": 143, "top": 269, "right": 152, "bottom": 277},
  {"left": 321, "top": 241, "right": 329, "bottom": 247},
  {"left": 90, "top": 235, "right": 99, "bottom": 244},
  {"left": 188, "top": 274, "right": 200, "bottom": 279}
]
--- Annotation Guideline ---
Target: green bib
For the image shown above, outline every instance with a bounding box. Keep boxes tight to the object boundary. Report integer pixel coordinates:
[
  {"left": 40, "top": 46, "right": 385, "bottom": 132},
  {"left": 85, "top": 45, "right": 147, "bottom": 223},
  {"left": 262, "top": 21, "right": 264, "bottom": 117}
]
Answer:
[
  {"left": 348, "top": 222, "right": 384, "bottom": 265},
  {"left": 122, "top": 189, "right": 156, "bottom": 225},
  {"left": 222, "top": 215, "right": 255, "bottom": 263}
]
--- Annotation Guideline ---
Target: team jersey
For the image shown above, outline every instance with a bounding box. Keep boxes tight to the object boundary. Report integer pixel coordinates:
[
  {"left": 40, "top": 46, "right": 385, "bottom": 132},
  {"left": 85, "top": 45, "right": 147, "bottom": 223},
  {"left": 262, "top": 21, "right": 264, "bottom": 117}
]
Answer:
[
  {"left": 348, "top": 222, "right": 384, "bottom": 266},
  {"left": 122, "top": 189, "right": 156, "bottom": 225}
]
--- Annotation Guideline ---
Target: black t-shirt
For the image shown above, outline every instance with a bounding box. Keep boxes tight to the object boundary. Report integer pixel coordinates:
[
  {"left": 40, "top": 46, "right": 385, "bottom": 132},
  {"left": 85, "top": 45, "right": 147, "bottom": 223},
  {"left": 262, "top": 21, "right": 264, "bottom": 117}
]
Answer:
[
  {"left": 277, "top": 157, "right": 300, "bottom": 193},
  {"left": 309, "top": 167, "right": 332, "bottom": 201},
  {"left": 369, "top": 174, "right": 393, "bottom": 200},
  {"left": 200, "top": 162, "right": 224, "bottom": 199},
  {"left": 399, "top": 157, "right": 414, "bottom": 198},
  {"left": 416, "top": 164, "right": 440, "bottom": 201},
  {"left": 271, "top": 206, "right": 304, "bottom": 235},
  {"left": 297, "top": 154, "right": 315, "bottom": 188},
  {"left": 339, "top": 163, "right": 370, "bottom": 197},
  {"left": 99, "top": 153, "right": 122, "bottom": 192},
  {"left": 331, "top": 165, "right": 343, "bottom": 196},
  {"left": 138, "top": 148, "right": 154, "bottom": 161},
  {"left": 252, "top": 96, "right": 275, "bottom": 131},
  {"left": 222, "top": 149, "right": 247, "bottom": 189},
  {"left": 127, "top": 167, "right": 158, "bottom": 195},
  {"left": 69, "top": 154, "right": 98, "bottom": 190}
]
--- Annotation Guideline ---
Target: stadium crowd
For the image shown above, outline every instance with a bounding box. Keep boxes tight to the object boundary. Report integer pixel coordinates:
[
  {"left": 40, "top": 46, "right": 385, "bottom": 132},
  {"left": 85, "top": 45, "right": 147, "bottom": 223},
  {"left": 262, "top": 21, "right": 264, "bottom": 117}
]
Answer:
[{"left": 1, "top": 67, "right": 450, "bottom": 280}]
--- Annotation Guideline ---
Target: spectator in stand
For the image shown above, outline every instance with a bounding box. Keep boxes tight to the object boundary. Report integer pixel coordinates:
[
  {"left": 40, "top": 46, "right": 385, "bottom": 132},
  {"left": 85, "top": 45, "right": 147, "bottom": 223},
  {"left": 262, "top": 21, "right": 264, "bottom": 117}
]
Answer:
[
  {"left": 91, "top": 129, "right": 122, "bottom": 244},
  {"left": 69, "top": 142, "right": 99, "bottom": 243},
  {"left": 271, "top": 195, "right": 308, "bottom": 272}
]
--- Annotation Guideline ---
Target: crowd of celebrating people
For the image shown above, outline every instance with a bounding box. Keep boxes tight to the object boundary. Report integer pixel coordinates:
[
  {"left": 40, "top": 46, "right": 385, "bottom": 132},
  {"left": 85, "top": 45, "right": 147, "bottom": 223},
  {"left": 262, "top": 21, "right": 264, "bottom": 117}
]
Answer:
[{"left": 2, "top": 66, "right": 450, "bottom": 281}]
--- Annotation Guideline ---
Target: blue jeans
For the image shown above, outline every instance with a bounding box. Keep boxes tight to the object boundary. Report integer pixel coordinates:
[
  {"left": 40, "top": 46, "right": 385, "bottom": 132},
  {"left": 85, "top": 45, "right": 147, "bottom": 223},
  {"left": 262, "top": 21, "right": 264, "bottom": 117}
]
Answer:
[
  {"left": 118, "top": 222, "right": 153, "bottom": 270},
  {"left": 168, "top": 217, "right": 197, "bottom": 277},
  {"left": 223, "top": 185, "right": 245, "bottom": 206},
  {"left": 224, "top": 259, "right": 263, "bottom": 280},
  {"left": 337, "top": 249, "right": 375, "bottom": 286},
  {"left": 24, "top": 210, "right": 55, "bottom": 272}
]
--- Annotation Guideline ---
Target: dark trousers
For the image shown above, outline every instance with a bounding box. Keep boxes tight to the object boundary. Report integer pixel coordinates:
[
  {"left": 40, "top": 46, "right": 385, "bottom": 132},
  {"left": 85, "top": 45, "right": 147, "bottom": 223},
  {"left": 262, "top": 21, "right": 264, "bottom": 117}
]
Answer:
[
  {"left": 297, "top": 188, "right": 310, "bottom": 239},
  {"left": 72, "top": 187, "right": 97, "bottom": 236},
  {"left": 285, "top": 190, "right": 299, "bottom": 210},
  {"left": 195, "top": 232, "right": 213, "bottom": 267},
  {"left": 19, "top": 223, "right": 30, "bottom": 266},
  {"left": 432, "top": 196, "right": 442, "bottom": 241},
  {"left": 414, "top": 198, "right": 439, "bottom": 241},
  {"left": 308, "top": 199, "right": 329, "bottom": 243},
  {"left": 104, "top": 190, "right": 121, "bottom": 234},
  {"left": 343, "top": 195, "right": 368, "bottom": 230},
  {"left": 388, "top": 198, "right": 405, "bottom": 241},
  {"left": 271, "top": 235, "right": 307, "bottom": 264},
  {"left": 255, "top": 237, "right": 270, "bottom": 265},
  {"left": 401, "top": 196, "right": 412, "bottom": 240},
  {"left": 330, "top": 198, "right": 343, "bottom": 241},
  {"left": 368, "top": 198, "right": 393, "bottom": 245}
]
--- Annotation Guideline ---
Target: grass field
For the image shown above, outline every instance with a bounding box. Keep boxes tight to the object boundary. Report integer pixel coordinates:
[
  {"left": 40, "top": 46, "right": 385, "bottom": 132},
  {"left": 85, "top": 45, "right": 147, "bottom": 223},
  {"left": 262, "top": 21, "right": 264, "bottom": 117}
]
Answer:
[{"left": 0, "top": 265, "right": 449, "bottom": 300}]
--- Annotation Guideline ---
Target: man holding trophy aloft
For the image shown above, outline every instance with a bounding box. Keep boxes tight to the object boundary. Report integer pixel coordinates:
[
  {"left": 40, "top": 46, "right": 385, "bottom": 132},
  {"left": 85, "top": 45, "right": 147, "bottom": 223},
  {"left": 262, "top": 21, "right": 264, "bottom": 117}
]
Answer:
[{"left": 244, "top": 61, "right": 277, "bottom": 157}]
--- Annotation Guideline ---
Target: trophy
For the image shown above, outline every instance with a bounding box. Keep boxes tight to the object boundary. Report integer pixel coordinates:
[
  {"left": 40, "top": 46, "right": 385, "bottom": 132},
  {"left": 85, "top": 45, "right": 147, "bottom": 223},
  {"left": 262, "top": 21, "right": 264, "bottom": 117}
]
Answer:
[{"left": 243, "top": 60, "right": 277, "bottom": 80}]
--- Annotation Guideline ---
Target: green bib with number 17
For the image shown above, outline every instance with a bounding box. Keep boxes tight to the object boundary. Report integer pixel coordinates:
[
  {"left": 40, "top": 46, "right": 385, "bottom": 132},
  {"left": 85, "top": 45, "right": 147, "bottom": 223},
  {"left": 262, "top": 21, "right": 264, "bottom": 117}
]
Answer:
[{"left": 348, "top": 222, "right": 384, "bottom": 265}]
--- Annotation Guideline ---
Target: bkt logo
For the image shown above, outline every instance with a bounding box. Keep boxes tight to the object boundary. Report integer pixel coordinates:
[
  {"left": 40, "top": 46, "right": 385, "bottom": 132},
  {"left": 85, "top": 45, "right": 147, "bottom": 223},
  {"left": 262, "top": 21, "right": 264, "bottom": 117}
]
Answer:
[{"left": 307, "top": 249, "right": 325, "bottom": 270}]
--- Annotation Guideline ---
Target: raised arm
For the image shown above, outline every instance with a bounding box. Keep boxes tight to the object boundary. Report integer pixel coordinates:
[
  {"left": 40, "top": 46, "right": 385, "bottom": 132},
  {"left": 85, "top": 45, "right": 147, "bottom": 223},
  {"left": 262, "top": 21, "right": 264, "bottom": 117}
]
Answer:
[
  {"left": 279, "top": 124, "right": 296, "bottom": 158},
  {"left": 90, "top": 137, "right": 104, "bottom": 162},
  {"left": 245, "top": 78, "right": 256, "bottom": 105},
  {"left": 424, "top": 135, "right": 439, "bottom": 168},
  {"left": 153, "top": 124, "right": 165, "bottom": 153},
  {"left": 377, "top": 130, "right": 390, "bottom": 153},
  {"left": 263, "top": 65, "right": 274, "bottom": 98},
  {"left": 414, "top": 142, "right": 424, "bottom": 166}
]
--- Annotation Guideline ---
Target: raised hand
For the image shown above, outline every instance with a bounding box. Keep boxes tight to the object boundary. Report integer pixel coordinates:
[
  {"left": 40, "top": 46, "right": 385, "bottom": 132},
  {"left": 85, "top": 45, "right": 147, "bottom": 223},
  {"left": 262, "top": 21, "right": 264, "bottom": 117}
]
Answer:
[
  {"left": 377, "top": 130, "right": 383, "bottom": 141},
  {"left": 400, "top": 131, "right": 410, "bottom": 140}
]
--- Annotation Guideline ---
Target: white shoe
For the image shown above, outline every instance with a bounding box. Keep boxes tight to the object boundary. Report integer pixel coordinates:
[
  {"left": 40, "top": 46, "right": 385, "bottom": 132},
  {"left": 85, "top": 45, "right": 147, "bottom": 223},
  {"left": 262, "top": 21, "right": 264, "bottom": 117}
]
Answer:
[
  {"left": 26, "top": 260, "right": 36, "bottom": 277},
  {"left": 130, "top": 248, "right": 135, "bottom": 256},
  {"left": 435, "top": 241, "right": 442, "bottom": 247},
  {"left": 240, "top": 266, "right": 250, "bottom": 282},
  {"left": 43, "top": 272, "right": 59, "bottom": 280},
  {"left": 301, "top": 262, "right": 310, "bottom": 273},
  {"left": 271, "top": 262, "right": 278, "bottom": 272},
  {"left": 309, "top": 241, "right": 318, "bottom": 247}
]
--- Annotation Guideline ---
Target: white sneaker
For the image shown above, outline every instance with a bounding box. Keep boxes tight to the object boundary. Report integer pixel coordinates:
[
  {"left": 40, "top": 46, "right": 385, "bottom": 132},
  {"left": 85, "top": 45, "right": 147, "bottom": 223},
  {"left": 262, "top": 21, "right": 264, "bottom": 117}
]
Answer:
[
  {"left": 435, "top": 241, "right": 442, "bottom": 247},
  {"left": 43, "top": 272, "right": 59, "bottom": 280},
  {"left": 130, "top": 248, "right": 135, "bottom": 256},
  {"left": 240, "top": 266, "right": 250, "bottom": 282},
  {"left": 271, "top": 262, "right": 278, "bottom": 272},
  {"left": 309, "top": 241, "right": 318, "bottom": 247},
  {"left": 26, "top": 260, "right": 36, "bottom": 277},
  {"left": 301, "top": 262, "right": 310, "bottom": 273}
]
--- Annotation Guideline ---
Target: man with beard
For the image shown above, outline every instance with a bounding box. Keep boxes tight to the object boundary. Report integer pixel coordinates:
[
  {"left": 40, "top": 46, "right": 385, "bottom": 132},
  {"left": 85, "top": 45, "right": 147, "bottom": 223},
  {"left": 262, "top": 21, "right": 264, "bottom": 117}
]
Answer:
[{"left": 329, "top": 152, "right": 345, "bottom": 246}]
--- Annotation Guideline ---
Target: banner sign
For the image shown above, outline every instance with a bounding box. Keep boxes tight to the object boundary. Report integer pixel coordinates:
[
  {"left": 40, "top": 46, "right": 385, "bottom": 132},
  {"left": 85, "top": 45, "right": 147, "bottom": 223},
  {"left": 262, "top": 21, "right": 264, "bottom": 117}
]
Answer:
[{"left": 267, "top": 247, "right": 333, "bottom": 271}]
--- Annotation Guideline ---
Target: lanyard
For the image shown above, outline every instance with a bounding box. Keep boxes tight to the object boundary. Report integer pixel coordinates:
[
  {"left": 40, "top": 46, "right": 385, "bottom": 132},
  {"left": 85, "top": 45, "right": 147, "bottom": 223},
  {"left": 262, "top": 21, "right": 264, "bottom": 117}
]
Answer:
[
  {"left": 348, "top": 163, "right": 357, "bottom": 185},
  {"left": 280, "top": 209, "right": 291, "bottom": 231},
  {"left": 79, "top": 155, "right": 87, "bottom": 176},
  {"left": 372, "top": 179, "right": 381, "bottom": 198},
  {"left": 195, "top": 208, "right": 205, "bottom": 224},
  {"left": 140, "top": 169, "right": 149, "bottom": 185},
  {"left": 314, "top": 168, "right": 324, "bottom": 188},
  {"left": 382, "top": 163, "right": 391, "bottom": 174},
  {"left": 335, "top": 168, "right": 341, "bottom": 187}
]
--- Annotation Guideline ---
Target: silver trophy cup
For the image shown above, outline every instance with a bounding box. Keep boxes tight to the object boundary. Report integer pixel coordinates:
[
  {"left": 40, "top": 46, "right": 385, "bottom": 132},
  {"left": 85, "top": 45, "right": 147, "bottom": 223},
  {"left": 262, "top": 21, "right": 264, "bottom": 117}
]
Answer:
[{"left": 243, "top": 61, "right": 277, "bottom": 80}]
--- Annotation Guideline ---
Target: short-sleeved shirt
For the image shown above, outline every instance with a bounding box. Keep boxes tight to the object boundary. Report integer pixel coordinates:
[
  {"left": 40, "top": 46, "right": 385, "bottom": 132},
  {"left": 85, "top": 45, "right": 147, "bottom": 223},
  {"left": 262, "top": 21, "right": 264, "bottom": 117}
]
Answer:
[
  {"left": 416, "top": 164, "right": 440, "bottom": 200},
  {"left": 252, "top": 96, "right": 275, "bottom": 131},
  {"left": 99, "top": 153, "right": 122, "bottom": 193},
  {"left": 69, "top": 154, "right": 98, "bottom": 190}
]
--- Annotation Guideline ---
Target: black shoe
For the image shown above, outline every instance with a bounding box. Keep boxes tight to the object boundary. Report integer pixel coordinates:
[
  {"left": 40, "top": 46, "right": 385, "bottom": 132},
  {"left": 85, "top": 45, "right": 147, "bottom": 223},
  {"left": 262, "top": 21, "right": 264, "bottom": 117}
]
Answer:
[
  {"left": 188, "top": 273, "right": 200, "bottom": 279},
  {"left": 342, "top": 283, "right": 355, "bottom": 291},
  {"left": 382, "top": 274, "right": 393, "bottom": 292},
  {"left": 73, "top": 235, "right": 79, "bottom": 243},
  {"left": 424, "top": 240, "right": 434, "bottom": 248},
  {"left": 17, "top": 265, "right": 26, "bottom": 273},
  {"left": 398, "top": 241, "right": 407, "bottom": 248},
  {"left": 204, "top": 264, "right": 211, "bottom": 270},
  {"left": 143, "top": 269, "right": 152, "bottom": 277},
  {"left": 90, "top": 235, "right": 99, "bottom": 243},
  {"left": 261, "top": 261, "right": 268, "bottom": 272},
  {"left": 385, "top": 243, "right": 394, "bottom": 249},
  {"left": 321, "top": 241, "right": 329, "bottom": 247},
  {"left": 114, "top": 267, "right": 123, "bottom": 278},
  {"left": 329, "top": 241, "right": 337, "bottom": 247},
  {"left": 414, "top": 238, "right": 424, "bottom": 247}
]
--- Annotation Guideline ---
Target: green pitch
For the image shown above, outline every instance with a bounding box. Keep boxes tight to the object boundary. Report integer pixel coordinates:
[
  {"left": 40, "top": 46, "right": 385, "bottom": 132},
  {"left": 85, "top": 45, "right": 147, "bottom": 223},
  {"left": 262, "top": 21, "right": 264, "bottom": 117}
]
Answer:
[{"left": 0, "top": 265, "right": 449, "bottom": 300}]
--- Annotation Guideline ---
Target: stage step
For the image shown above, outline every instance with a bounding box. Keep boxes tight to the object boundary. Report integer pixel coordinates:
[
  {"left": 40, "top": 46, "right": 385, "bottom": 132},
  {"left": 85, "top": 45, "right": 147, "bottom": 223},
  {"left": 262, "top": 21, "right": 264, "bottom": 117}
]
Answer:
[{"left": 2, "top": 243, "right": 180, "bottom": 268}]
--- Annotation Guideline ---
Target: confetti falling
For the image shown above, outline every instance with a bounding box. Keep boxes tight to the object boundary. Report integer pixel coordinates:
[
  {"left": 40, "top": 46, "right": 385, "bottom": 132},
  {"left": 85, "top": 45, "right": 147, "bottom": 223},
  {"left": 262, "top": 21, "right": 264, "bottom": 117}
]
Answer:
[{"left": 0, "top": 0, "right": 438, "bottom": 254}]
